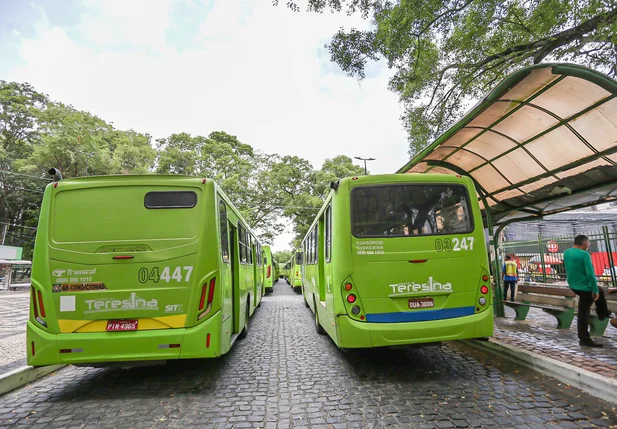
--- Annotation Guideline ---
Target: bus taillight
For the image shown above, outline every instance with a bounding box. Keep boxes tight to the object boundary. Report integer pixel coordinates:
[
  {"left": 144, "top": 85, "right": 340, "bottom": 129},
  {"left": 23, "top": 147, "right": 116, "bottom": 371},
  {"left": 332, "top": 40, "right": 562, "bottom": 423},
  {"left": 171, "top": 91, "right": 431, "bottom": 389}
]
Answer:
[
  {"left": 347, "top": 294, "right": 356, "bottom": 303},
  {"left": 267, "top": 266, "right": 271, "bottom": 279},
  {"left": 198, "top": 278, "right": 216, "bottom": 320},
  {"left": 31, "top": 287, "right": 39, "bottom": 319},
  {"left": 207, "top": 278, "right": 216, "bottom": 307},
  {"left": 37, "top": 290, "right": 46, "bottom": 318},
  {"left": 31, "top": 341, "right": 35, "bottom": 357},
  {"left": 199, "top": 284, "right": 208, "bottom": 311},
  {"left": 480, "top": 286, "right": 488, "bottom": 294},
  {"left": 482, "top": 274, "right": 489, "bottom": 282},
  {"left": 344, "top": 283, "right": 352, "bottom": 291}
]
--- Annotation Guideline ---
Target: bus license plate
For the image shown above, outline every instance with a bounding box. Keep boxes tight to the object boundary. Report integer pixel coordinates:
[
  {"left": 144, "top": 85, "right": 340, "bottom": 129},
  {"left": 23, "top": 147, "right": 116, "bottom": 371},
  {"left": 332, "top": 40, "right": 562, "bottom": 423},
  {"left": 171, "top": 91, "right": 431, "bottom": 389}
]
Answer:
[
  {"left": 408, "top": 298, "right": 434, "bottom": 309},
  {"left": 106, "top": 320, "right": 138, "bottom": 331}
]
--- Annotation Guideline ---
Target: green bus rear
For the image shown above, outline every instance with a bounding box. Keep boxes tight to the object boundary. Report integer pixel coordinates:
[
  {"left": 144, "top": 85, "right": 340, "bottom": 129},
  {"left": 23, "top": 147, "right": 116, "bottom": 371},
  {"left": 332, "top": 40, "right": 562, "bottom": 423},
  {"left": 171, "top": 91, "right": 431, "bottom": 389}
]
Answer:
[
  {"left": 27, "top": 175, "right": 262, "bottom": 366},
  {"left": 263, "top": 246, "right": 274, "bottom": 293},
  {"left": 288, "top": 251, "right": 302, "bottom": 292},
  {"left": 302, "top": 174, "right": 493, "bottom": 348}
]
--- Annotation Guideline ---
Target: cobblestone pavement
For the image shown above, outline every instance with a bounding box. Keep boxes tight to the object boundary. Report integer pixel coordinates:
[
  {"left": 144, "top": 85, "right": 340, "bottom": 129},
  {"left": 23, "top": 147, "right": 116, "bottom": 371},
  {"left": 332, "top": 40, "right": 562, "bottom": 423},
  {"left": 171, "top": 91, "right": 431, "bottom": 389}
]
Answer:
[
  {"left": 1, "top": 282, "right": 617, "bottom": 428},
  {"left": 498, "top": 306, "right": 617, "bottom": 380},
  {"left": 0, "top": 291, "right": 29, "bottom": 374}
]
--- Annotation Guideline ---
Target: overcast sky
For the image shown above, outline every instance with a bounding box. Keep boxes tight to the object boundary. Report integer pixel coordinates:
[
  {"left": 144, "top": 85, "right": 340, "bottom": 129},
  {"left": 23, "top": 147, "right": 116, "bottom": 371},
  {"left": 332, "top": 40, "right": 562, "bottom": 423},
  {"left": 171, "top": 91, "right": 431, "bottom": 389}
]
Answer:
[{"left": 1, "top": 0, "right": 409, "bottom": 251}]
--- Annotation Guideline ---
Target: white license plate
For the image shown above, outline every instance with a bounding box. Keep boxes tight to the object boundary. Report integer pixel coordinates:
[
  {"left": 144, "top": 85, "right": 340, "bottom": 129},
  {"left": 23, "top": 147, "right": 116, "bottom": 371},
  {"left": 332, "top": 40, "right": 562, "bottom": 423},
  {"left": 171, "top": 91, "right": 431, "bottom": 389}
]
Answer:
[{"left": 408, "top": 298, "right": 434, "bottom": 309}]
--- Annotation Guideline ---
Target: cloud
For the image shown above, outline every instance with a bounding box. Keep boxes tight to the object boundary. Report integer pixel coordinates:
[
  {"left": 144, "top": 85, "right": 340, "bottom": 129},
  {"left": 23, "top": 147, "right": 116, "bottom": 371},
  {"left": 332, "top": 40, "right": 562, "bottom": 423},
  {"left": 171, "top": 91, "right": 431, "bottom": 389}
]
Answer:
[{"left": 7, "top": 0, "right": 410, "bottom": 251}]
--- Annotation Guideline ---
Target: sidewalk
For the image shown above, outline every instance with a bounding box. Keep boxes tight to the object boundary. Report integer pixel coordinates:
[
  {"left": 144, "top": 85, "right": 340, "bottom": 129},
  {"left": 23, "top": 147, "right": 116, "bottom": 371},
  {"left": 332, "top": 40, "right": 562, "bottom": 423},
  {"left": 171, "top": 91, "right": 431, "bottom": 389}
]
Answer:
[
  {"left": 496, "top": 306, "right": 617, "bottom": 380},
  {"left": 0, "top": 291, "right": 29, "bottom": 375}
]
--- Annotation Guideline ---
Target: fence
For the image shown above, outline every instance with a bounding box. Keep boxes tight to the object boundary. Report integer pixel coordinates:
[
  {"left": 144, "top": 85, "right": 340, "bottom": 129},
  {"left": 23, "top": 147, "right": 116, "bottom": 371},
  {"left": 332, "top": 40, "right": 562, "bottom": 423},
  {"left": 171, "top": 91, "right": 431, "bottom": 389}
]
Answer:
[{"left": 500, "top": 226, "right": 617, "bottom": 288}]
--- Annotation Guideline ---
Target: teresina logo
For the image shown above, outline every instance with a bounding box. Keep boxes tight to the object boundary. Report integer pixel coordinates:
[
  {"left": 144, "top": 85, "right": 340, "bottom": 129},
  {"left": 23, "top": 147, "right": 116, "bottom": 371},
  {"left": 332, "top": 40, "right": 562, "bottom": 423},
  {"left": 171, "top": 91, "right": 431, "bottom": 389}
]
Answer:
[
  {"left": 389, "top": 277, "right": 452, "bottom": 294},
  {"left": 84, "top": 293, "right": 158, "bottom": 313}
]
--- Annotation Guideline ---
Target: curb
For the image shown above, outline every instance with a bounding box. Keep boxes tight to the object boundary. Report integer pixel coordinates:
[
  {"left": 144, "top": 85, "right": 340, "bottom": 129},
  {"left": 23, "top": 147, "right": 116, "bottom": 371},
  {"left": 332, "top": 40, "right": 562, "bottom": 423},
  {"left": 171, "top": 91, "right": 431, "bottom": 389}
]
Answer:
[
  {"left": 0, "top": 365, "right": 65, "bottom": 396},
  {"left": 463, "top": 339, "right": 617, "bottom": 405}
]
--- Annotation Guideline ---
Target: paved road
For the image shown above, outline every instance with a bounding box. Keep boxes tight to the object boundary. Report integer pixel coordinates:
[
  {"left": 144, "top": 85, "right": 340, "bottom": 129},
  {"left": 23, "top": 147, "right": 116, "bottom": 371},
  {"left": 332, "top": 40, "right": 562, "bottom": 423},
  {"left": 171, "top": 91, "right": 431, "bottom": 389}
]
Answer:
[
  {"left": 0, "top": 291, "right": 29, "bottom": 374},
  {"left": 1, "top": 281, "right": 616, "bottom": 428}
]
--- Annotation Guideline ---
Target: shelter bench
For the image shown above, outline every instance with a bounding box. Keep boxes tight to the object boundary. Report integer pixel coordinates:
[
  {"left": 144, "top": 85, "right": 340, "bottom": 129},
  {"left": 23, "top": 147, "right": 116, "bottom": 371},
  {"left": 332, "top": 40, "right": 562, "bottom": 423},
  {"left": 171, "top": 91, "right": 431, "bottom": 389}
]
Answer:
[{"left": 504, "top": 284, "right": 576, "bottom": 329}]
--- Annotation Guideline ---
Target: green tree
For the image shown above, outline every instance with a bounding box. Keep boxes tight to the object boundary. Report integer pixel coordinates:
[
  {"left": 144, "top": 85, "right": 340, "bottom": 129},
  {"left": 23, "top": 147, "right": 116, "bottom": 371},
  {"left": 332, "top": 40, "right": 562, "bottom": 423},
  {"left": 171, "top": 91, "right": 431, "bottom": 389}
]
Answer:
[
  {"left": 279, "top": 0, "right": 617, "bottom": 154},
  {"left": 156, "top": 131, "right": 285, "bottom": 243},
  {"left": 273, "top": 250, "right": 293, "bottom": 264}
]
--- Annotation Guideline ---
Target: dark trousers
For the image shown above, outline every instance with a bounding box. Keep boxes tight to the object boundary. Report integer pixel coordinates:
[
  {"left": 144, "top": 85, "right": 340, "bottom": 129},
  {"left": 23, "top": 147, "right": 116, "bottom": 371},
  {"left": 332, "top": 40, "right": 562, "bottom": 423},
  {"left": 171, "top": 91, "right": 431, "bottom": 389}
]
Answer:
[
  {"left": 571, "top": 288, "right": 610, "bottom": 341},
  {"left": 503, "top": 281, "right": 516, "bottom": 301}
]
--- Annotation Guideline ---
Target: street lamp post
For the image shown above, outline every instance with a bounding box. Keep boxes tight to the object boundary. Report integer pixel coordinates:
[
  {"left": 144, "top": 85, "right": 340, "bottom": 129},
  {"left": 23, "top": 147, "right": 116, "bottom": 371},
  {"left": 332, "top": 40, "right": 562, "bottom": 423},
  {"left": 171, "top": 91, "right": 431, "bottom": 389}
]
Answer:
[{"left": 354, "top": 157, "right": 375, "bottom": 175}]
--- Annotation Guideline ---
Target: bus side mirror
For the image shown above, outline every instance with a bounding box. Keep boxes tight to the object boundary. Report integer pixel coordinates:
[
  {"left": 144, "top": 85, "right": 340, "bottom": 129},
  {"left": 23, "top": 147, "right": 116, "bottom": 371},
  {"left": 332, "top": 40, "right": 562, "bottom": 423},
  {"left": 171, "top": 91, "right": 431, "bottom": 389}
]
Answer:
[{"left": 330, "top": 180, "right": 339, "bottom": 191}]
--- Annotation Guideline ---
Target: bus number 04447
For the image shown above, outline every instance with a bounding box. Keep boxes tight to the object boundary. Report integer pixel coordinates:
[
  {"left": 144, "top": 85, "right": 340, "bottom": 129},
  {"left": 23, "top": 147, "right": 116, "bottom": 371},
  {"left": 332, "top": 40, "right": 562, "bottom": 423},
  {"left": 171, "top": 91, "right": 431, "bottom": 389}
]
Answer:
[
  {"left": 138, "top": 266, "right": 194, "bottom": 283},
  {"left": 435, "top": 237, "right": 474, "bottom": 252}
]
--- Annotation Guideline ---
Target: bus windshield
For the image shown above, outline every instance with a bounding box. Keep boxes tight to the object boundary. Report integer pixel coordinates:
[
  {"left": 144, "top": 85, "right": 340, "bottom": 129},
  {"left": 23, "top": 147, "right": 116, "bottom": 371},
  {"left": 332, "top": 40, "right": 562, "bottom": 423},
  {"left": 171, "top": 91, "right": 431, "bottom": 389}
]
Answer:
[{"left": 351, "top": 184, "right": 473, "bottom": 237}]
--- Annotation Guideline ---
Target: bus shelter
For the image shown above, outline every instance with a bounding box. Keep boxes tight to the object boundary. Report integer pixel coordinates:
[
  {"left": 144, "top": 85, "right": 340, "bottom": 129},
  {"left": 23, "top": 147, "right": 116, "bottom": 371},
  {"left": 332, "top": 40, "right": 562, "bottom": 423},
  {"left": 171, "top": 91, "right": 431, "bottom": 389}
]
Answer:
[
  {"left": 397, "top": 63, "right": 617, "bottom": 317},
  {"left": 0, "top": 259, "right": 32, "bottom": 291}
]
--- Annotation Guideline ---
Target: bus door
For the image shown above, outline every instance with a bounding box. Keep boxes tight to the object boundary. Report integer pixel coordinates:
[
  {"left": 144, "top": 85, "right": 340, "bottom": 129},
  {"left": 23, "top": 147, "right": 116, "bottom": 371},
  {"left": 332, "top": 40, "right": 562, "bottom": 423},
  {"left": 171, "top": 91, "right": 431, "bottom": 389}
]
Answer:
[
  {"left": 229, "top": 223, "right": 240, "bottom": 334},
  {"left": 318, "top": 216, "right": 326, "bottom": 303}
]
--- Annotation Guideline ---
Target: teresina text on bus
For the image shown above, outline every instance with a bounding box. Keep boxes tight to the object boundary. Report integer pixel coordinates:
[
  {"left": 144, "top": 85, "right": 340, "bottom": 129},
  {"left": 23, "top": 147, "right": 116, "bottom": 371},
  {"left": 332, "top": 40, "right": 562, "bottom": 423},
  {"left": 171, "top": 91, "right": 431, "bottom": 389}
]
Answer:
[{"left": 389, "top": 277, "right": 452, "bottom": 294}]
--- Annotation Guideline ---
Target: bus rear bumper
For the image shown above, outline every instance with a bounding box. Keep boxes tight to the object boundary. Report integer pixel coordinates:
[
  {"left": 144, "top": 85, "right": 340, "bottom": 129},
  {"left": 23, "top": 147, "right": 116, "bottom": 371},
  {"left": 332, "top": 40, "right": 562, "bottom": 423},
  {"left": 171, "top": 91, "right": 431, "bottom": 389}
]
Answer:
[
  {"left": 335, "top": 307, "right": 494, "bottom": 348},
  {"left": 27, "top": 311, "right": 224, "bottom": 367}
]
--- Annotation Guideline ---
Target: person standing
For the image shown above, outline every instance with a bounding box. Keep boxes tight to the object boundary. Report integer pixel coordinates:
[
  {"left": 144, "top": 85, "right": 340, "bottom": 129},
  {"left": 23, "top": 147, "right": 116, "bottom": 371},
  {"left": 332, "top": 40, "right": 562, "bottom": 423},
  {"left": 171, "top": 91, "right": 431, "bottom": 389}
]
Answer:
[
  {"left": 502, "top": 255, "right": 518, "bottom": 301},
  {"left": 564, "top": 235, "right": 611, "bottom": 347}
]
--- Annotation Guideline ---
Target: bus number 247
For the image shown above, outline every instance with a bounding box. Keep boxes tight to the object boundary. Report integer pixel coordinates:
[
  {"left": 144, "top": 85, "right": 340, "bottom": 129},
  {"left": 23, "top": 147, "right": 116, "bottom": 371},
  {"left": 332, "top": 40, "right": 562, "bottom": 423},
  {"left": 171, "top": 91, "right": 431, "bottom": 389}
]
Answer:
[
  {"left": 138, "top": 266, "right": 194, "bottom": 283},
  {"left": 435, "top": 237, "right": 474, "bottom": 252}
]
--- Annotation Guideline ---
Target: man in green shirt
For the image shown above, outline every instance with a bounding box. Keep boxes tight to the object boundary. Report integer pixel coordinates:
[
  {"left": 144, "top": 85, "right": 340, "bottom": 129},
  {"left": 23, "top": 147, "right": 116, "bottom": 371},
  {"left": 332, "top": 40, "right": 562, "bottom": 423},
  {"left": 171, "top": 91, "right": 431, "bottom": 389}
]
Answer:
[{"left": 564, "top": 235, "right": 611, "bottom": 347}]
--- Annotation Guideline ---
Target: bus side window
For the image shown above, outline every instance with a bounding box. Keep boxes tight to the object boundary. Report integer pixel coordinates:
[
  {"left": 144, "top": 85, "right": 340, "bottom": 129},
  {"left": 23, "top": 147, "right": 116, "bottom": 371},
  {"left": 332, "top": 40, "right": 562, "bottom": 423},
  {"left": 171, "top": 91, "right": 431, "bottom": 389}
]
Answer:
[
  {"left": 238, "top": 224, "right": 247, "bottom": 264},
  {"left": 219, "top": 199, "right": 229, "bottom": 262},
  {"left": 325, "top": 204, "right": 332, "bottom": 262}
]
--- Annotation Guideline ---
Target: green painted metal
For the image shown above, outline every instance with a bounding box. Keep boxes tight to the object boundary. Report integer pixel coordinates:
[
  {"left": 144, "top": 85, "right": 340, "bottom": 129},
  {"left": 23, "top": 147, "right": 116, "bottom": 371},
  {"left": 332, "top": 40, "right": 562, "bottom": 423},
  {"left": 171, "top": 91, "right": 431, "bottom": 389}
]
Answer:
[
  {"left": 27, "top": 174, "right": 262, "bottom": 367},
  {"left": 300, "top": 173, "right": 494, "bottom": 349}
]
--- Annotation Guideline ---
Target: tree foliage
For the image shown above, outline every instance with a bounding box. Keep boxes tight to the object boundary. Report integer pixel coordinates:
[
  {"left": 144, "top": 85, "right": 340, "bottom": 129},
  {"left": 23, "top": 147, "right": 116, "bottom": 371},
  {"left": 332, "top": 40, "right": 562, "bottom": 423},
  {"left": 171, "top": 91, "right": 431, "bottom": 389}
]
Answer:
[
  {"left": 279, "top": 0, "right": 617, "bottom": 154},
  {"left": 1, "top": 80, "right": 369, "bottom": 255}
]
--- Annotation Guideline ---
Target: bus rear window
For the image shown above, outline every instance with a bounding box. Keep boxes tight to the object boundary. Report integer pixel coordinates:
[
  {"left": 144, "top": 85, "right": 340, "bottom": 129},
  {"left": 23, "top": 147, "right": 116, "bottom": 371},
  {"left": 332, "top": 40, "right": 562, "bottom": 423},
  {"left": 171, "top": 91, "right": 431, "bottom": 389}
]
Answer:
[
  {"left": 351, "top": 184, "right": 473, "bottom": 237},
  {"left": 145, "top": 191, "right": 197, "bottom": 209}
]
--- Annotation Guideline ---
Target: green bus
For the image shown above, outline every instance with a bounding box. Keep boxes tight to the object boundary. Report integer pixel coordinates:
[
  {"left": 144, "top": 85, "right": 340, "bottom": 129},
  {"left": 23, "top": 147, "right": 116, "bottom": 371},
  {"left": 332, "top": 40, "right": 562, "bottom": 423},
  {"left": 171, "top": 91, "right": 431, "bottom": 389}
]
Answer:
[
  {"left": 285, "top": 251, "right": 302, "bottom": 293},
  {"left": 27, "top": 173, "right": 263, "bottom": 367},
  {"left": 263, "top": 245, "right": 274, "bottom": 294},
  {"left": 273, "top": 261, "right": 280, "bottom": 280},
  {"left": 301, "top": 174, "right": 493, "bottom": 348}
]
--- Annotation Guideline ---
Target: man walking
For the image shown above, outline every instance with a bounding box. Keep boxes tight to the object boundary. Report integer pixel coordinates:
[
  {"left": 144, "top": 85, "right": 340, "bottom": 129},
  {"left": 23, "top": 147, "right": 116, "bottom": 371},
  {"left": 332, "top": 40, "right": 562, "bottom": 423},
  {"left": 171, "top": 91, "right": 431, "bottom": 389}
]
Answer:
[
  {"left": 564, "top": 235, "right": 611, "bottom": 347},
  {"left": 502, "top": 255, "right": 518, "bottom": 301}
]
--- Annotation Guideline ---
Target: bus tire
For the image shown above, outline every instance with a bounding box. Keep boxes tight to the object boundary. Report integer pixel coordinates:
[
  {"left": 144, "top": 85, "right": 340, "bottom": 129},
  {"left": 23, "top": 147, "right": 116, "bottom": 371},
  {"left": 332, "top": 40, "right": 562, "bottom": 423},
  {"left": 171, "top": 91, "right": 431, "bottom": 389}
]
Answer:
[
  {"left": 314, "top": 299, "right": 325, "bottom": 335},
  {"left": 240, "top": 303, "right": 249, "bottom": 339}
]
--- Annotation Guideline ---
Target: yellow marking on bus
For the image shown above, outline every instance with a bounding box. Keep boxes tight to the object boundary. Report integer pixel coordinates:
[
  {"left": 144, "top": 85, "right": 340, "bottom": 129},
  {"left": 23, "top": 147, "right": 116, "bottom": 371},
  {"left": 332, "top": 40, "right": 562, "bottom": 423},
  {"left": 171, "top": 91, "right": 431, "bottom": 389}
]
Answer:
[{"left": 58, "top": 315, "right": 187, "bottom": 333}]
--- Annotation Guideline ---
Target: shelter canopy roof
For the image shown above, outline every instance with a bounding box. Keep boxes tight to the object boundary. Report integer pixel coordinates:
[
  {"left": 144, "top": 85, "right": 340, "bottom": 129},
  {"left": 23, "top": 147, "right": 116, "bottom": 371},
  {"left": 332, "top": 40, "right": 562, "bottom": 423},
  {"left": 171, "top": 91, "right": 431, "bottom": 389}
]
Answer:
[{"left": 397, "top": 64, "right": 617, "bottom": 226}]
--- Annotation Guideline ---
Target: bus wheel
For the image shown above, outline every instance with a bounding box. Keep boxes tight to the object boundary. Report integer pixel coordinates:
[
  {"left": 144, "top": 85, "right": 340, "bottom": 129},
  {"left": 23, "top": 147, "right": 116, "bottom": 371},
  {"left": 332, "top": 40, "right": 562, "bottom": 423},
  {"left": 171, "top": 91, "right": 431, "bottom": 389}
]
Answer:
[
  {"left": 240, "top": 305, "right": 250, "bottom": 339},
  {"left": 314, "top": 300, "right": 325, "bottom": 335}
]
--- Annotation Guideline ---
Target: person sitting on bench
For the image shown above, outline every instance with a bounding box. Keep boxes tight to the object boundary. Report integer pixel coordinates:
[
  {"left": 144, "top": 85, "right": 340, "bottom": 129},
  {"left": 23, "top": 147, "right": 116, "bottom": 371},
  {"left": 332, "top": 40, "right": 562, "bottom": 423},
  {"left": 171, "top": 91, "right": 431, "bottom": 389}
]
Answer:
[{"left": 564, "top": 235, "right": 612, "bottom": 347}]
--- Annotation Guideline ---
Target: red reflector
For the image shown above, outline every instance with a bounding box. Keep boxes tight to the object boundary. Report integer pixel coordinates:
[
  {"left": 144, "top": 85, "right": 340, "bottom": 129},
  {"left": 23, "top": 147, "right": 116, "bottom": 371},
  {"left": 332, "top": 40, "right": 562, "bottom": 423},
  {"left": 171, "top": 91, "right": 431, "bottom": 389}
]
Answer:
[
  {"left": 347, "top": 294, "right": 356, "bottom": 303},
  {"left": 199, "top": 284, "right": 207, "bottom": 311},
  {"left": 31, "top": 341, "right": 35, "bottom": 357},
  {"left": 481, "top": 286, "right": 489, "bottom": 294},
  {"left": 31, "top": 287, "right": 39, "bottom": 319},
  {"left": 409, "top": 260, "right": 427, "bottom": 263},
  {"left": 112, "top": 255, "right": 134, "bottom": 260},
  {"left": 169, "top": 344, "right": 181, "bottom": 349},
  {"left": 352, "top": 177, "right": 358, "bottom": 180},
  {"left": 360, "top": 315, "right": 365, "bottom": 320},
  {"left": 207, "top": 278, "right": 216, "bottom": 306},
  {"left": 37, "top": 290, "right": 46, "bottom": 318},
  {"left": 202, "top": 178, "right": 206, "bottom": 184},
  {"left": 344, "top": 283, "right": 352, "bottom": 291},
  {"left": 267, "top": 266, "right": 271, "bottom": 279},
  {"left": 206, "top": 333, "right": 211, "bottom": 348},
  {"left": 53, "top": 182, "right": 58, "bottom": 188},
  {"left": 482, "top": 274, "right": 489, "bottom": 282},
  {"left": 59, "top": 349, "right": 72, "bottom": 354}
]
